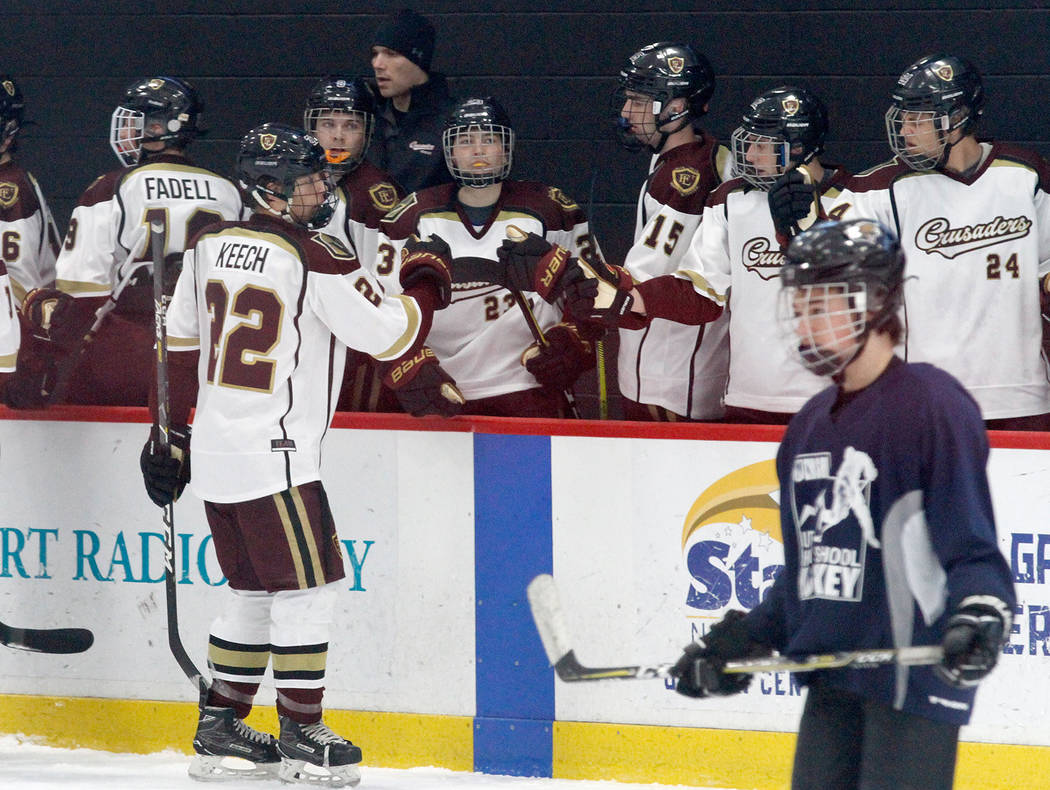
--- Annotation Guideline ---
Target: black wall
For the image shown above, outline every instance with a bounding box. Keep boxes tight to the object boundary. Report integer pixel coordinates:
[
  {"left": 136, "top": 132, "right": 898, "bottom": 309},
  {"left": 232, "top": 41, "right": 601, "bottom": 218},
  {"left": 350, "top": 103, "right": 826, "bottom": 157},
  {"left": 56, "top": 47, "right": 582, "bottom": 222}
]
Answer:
[{"left": 6, "top": 1, "right": 1050, "bottom": 268}]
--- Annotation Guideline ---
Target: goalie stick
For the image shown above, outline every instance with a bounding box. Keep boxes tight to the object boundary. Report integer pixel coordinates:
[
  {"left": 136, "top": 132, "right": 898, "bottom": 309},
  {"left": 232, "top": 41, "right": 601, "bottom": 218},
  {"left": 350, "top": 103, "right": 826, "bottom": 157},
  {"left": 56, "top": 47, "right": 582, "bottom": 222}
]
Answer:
[
  {"left": 526, "top": 574, "right": 943, "bottom": 682},
  {"left": 151, "top": 220, "right": 209, "bottom": 697},
  {"left": 0, "top": 618, "right": 94, "bottom": 654}
]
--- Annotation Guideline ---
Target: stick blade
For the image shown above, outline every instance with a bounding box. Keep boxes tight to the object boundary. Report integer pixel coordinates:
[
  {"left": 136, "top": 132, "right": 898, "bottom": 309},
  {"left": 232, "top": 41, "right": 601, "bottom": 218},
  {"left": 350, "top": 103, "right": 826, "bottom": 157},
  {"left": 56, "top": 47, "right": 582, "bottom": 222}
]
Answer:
[
  {"left": 526, "top": 574, "right": 573, "bottom": 666},
  {"left": 0, "top": 623, "right": 94, "bottom": 654}
]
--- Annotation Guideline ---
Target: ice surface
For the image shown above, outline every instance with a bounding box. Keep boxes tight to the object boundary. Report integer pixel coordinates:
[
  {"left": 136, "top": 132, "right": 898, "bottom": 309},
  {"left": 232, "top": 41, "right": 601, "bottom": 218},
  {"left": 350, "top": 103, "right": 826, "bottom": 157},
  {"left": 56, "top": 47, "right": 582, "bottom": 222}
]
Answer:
[{"left": 0, "top": 735, "right": 728, "bottom": 790}]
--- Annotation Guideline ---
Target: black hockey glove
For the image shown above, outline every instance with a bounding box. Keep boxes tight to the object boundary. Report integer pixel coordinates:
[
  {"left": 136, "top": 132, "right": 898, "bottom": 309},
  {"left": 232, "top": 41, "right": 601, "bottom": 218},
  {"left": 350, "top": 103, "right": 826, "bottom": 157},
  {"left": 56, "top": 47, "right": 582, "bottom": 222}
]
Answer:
[
  {"left": 384, "top": 346, "right": 465, "bottom": 417},
  {"left": 936, "top": 597, "right": 1011, "bottom": 688},
  {"left": 767, "top": 170, "right": 819, "bottom": 245},
  {"left": 670, "top": 609, "right": 770, "bottom": 698},
  {"left": 521, "top": 323, "right": 595, "bottom": 390},
  {"left": 140, "top": 425, "right": 192, "bottom": 507},
  {"left": 2, "top": 354, "right": 58, "bottom": 409},
  {"left": 400, "top": 233, "right": 454, "bottom": 310},
  {"left": 496, "top": 232, "right": 577, "bottom": 302}
]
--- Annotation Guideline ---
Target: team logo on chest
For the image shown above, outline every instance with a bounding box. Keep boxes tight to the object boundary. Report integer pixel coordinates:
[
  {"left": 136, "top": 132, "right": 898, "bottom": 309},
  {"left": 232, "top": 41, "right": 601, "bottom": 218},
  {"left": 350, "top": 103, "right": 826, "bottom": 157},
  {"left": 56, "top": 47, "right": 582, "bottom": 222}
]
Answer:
[
  {"left": 368, "top": 183, "right": 399, "bottom": 211},
  {"left": 741, "top": 236, "right": 784, "bottom": 280},
  {"left": 670, "top": 166, "right": 701, "bottom": 196},
  {"left": 914, "top": 214, "right": 1032, "bottom": 259},
  {"left": 791, "top": 447, "right": 880, "bottom": 602},
  {"left": 0, "top": 182, "right": 17, "bottom": 209}
]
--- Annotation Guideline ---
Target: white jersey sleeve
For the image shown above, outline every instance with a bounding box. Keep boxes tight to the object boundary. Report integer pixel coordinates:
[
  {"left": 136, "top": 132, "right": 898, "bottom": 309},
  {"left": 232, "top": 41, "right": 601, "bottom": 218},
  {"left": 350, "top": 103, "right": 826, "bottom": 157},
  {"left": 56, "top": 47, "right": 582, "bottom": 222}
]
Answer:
[{"left": 0, "top": 262, "right": 19, "bottom": 371}]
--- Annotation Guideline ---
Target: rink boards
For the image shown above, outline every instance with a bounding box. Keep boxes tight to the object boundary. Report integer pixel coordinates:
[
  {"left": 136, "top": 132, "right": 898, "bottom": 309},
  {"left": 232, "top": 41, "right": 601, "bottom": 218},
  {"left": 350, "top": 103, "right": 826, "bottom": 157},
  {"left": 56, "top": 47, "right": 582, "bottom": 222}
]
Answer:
[{"left": 1, "top": 408, "right": 1048, "bottom": 789}]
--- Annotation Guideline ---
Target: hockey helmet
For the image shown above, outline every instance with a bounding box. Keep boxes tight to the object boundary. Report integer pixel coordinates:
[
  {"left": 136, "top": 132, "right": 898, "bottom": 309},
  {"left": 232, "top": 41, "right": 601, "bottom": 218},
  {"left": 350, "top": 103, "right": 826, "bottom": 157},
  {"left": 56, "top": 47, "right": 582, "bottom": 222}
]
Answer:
[
  {"left": 110, "top": 76, "right": 203, "bottom": 167},
  {"left": 731, "top": 86, "right": 828, "bottom": 190},
  {"left": 442, "top": 96, "right": 514, "bottom": 188},
  {"left": 303, "top": 76, "right": 376, "bottom": 176}
]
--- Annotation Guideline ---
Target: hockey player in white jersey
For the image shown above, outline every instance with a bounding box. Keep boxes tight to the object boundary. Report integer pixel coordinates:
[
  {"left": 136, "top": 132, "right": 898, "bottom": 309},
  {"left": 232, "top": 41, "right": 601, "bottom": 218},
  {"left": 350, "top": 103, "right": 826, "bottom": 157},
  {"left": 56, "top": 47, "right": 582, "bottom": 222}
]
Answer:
[
  {"left": 303, "top": 75, "right": 405, "bottom": 412},
  {"left": 0, "top": 258, "right": 19, "bottom": 391},
  {"left": 612, "top": 42, "right": 733, "bottom": 421},
  {"left": 808, "top": 54, "right": 1050, "bottom": 430},
  {"left": 139, "top": 123, "right": 457, "bottom": 784},
  {"left": 0, "top": 75, "right": 60, "bottom": 305},
  {"left": 378, "top": 96, "right": 603, "bottom": 417},
  {"left": 9, "top": 76, "right": 243, "bottom": 408},
  {"left": 0, "top": 75, "right": 60, "bottom": 406}
]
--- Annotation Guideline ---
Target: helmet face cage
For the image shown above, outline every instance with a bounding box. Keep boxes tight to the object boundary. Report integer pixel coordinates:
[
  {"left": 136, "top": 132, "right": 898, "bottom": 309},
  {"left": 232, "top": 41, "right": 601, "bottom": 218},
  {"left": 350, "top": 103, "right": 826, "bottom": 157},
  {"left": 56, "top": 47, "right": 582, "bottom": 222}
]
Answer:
[
  {"left": 1, "top": 76, "right": 25, "bottom": 148},
  {"left": 303, "top": 77, "right": 376, "bottom": 176},
  {"left": 612, "top": 42, "right": 714, "bottom": 152},
  {"left": 443, "top": 122, "right": 514, "bottom": 188},
  {"left": 730, "top": 126, "right": 791, "bottom": 189},
  {"left": 778, "top": 281, "right": 870, "bottom": 378},
  {"left": 885, "top": 55, "right": 983, "bottom": 172},
  {"left": 237, "top": 125, "right": 336, "bottom": 229},
  {"left": 303, "top": 107, "right": 374, "bottom": 175},
  {"left": 109, "top": 77, "right": 202, "bottom": 167}
]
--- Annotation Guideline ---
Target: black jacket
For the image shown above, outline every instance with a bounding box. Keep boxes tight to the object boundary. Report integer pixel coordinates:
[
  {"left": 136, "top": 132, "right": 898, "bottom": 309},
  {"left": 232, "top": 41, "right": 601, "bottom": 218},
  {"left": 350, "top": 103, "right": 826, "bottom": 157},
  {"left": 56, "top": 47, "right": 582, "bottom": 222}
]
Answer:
[{"left": 369, "top": 73, "right": 457, "bottom": 194}]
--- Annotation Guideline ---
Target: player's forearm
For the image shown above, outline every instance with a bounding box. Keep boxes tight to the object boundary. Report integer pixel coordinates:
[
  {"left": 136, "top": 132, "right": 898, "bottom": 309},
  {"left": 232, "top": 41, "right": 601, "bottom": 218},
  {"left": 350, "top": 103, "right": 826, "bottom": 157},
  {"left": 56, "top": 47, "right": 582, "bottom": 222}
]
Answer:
[{"left": 630, "top": 276, "right": 723, "bottom": 325}]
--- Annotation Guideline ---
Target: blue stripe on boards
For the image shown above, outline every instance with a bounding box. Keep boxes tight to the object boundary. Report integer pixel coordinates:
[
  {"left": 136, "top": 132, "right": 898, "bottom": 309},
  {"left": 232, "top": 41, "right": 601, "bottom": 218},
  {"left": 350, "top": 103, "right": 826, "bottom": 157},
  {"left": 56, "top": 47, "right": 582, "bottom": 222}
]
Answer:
[{"left": 473, "top": 433, "right": 554, "bottom": 777}]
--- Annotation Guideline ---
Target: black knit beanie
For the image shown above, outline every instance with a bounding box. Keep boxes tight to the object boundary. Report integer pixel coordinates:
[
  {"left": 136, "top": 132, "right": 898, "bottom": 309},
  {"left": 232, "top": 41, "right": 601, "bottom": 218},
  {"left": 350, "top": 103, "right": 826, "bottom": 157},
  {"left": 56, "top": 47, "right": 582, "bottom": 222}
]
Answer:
[{"left": 373, "top": 9, "right": 435, "bottom": 73}]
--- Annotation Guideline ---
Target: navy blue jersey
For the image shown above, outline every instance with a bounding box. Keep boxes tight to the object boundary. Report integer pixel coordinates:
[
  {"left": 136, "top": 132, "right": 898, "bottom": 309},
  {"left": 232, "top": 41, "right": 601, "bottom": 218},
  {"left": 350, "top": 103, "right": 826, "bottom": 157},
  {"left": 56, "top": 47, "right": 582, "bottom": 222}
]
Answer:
[{"left": 747, "top": 357, "right": 1015, "bottom": 725}]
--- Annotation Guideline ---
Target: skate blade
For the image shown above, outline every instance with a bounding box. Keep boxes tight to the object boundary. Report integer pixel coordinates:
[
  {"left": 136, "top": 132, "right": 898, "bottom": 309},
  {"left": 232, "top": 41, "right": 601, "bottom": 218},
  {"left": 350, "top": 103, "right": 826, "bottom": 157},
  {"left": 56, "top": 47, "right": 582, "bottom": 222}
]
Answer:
[
  {"left": 278, "top": 758, "right": 362, "bottom": 787},
  {"left": 189, "top": 753, "right": 280, "bottom": 782}
]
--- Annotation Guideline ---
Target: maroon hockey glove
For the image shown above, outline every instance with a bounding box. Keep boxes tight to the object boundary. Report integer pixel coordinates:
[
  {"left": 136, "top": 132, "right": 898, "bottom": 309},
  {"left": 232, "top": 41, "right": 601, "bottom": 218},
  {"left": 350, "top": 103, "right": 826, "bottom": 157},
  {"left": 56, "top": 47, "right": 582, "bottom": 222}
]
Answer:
[
  {"left": 400, "top": 233, "right": 453, "bottom": 309},
  {"left": 383, "top": 346, "right": 465, "bottom": 417},
  {"left": 520, "top": 323, "right": 595, "bottom": 390},
  {"left": 936, "top": 598, "right": 1011, "bottom": 688},
  {"left": 140, "top": 424, "right": 191, "bottom": 507},
  {"left": 495, "top": 232, "right": 577, "bottom": 302},
  {"left": 670, "top": 610, "right": 770, "bottom": 698},
  {"left": 21, "top": 287, "right": 82, "bottom": 350}
]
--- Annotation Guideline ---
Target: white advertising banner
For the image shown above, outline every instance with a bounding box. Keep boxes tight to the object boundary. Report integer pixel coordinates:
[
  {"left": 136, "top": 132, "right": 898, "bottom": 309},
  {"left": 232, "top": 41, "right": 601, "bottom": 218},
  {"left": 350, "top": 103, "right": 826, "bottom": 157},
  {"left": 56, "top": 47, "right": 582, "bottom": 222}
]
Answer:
[
  {"left": 0, "top": 420, "right": 477, "bottom": 717},
  {"left": 550, "top": 436, "right": 1050, "bottom": 747}
]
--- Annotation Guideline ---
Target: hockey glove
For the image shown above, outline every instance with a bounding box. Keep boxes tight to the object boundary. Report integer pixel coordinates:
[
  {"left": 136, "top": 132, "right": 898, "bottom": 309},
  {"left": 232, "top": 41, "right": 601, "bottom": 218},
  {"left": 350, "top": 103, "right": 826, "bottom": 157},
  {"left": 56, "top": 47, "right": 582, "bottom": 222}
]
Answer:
[
  {"left": 400, "top": 233, "right": 454, "bottom": 309},
  {"left": 495, "top": 232, "right": 576, "bottom": 302},
  {"left": 767, "top": 169, "right": 821, "bottom": 247},
  {"left": 521, "top": 323, "right": 595, "bottom": 390},
  {"left": 21, "top": 287, "right": 82, "bottom": 350},
  {"left": 2, "top": 353, "right": 59, "bottom": 409},
  {"left": 670, "top": 609, "right": 770, "bottom": 698},
  {"left": 140, "top": 424, "right": 191, "bottom": 507},
  {"left": 936, "top": 597, "right": 1011, "bottom": 688},
  {"left": 384, "top": 346, "right": 465, "bottom": 417}
]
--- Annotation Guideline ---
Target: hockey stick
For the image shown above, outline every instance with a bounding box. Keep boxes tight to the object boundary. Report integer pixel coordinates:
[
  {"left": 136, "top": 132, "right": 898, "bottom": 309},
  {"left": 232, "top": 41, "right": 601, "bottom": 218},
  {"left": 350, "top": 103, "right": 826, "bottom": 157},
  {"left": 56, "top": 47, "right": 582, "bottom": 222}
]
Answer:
[
  {"left": 0, "top": 618, "right": 94, "bottom": 654},
  {"left": 585, "top": 165, "right": 610, "bottom": 420},
  {"left": 151, "top": 220, "right": 209, "bottom": 697},
  {"left": 505, "top": 225, "right": 581, "bottom": 418},
  {"left": 526, "top": 574, "right": 943, "bottom": 682}
]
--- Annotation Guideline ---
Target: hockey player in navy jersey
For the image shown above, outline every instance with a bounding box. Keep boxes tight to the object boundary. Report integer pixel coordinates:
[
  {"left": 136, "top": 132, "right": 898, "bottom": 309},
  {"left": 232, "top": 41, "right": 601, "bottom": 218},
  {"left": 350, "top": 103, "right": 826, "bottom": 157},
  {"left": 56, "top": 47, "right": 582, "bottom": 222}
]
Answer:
[{"left": 667, "top": 219, "right": 1016, "bottom": 790}]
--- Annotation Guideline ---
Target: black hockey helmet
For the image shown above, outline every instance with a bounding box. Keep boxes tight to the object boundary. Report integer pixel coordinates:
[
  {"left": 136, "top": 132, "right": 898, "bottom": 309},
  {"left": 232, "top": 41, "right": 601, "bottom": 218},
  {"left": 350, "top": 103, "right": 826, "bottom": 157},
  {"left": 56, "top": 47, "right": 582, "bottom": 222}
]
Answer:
[
  {"left": 110, "top": 76, "right": 203, "bottom": 166},
  {"left": 885, "top": 54, "right": 984, "bottom": 171},
  {"left": 303, "top": 75, "right": 376, "bottom": 175},
  {"left": 442, "top": 96, "right": 514, "bottom": 188},
  {"left": 236, "top": 122, "right": 335, "bottom": 228},
  {"left": 731, "top": 85, "right": 828, "bottom": 189},
  {"left": 613, "top": 42, "right": 715, "bottom": 152},
  {"left": 0, "top": 75, "right": 25, "bottom": 149},
  {"left": 779, "top": 219, "right": 905, "bottom": 377}
]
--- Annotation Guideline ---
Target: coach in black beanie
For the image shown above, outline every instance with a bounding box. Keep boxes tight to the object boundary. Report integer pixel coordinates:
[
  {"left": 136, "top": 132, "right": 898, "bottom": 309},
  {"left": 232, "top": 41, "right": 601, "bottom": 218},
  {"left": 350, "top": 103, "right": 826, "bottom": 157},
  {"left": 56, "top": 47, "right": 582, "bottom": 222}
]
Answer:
[
  {"left": 372, "top": 8, "right": 435, "bottom": 74},
  {"left": 369, "top": 8, "right": 455, "bottom": 192}
]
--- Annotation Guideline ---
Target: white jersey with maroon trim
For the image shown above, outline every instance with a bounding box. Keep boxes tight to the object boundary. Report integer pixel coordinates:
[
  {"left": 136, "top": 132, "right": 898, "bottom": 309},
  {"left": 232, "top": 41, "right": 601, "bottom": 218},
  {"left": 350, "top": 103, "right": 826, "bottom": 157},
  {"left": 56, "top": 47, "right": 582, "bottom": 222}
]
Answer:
[
  {"left": 0, "top": 260, "right": 19, "bottom": 371},
  {"left": 167, "top": 213, "right": 427, "bottom": 503},
  {"left": 318, "top": 160, "right": 403, "bottom": 279},
  {"left": 55, "top": 154, "right": 243, "bottom": 303},
  {"left": 619, "top": 135, "right": 731, "bottom": 419},
  {"left": 677, "top": 168, "right": 851, "bottom": 414},
  {"left": 831, "top": 143, "right": 1050, "bottom": 419},
  {"left": 0, "top": 160, "right": 60, "bottom": 304},
  {"left": 379, "top": 181, "right": 599, "bottom": 400}
]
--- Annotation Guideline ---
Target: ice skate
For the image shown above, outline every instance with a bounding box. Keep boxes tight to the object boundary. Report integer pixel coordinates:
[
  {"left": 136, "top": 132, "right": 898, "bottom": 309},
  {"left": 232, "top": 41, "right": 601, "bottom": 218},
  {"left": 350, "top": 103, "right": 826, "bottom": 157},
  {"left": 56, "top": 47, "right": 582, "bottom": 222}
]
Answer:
[
  {"left": 188, "top": 705, "right": 281, "bottom": 782},
  {"left": 276, "top": 715, "right": 362, "bottom": 787}
]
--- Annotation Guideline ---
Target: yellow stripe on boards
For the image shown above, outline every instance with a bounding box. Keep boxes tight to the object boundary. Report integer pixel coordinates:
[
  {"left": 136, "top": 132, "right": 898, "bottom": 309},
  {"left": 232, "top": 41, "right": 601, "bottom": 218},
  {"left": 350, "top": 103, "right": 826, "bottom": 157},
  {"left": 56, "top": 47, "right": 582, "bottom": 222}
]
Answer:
[
  {"left": 553, "top": 719, "right": 1050, "bottom": 790},
  {"left": 0, "top": 694, "right": 473, "bottom": 771}
]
